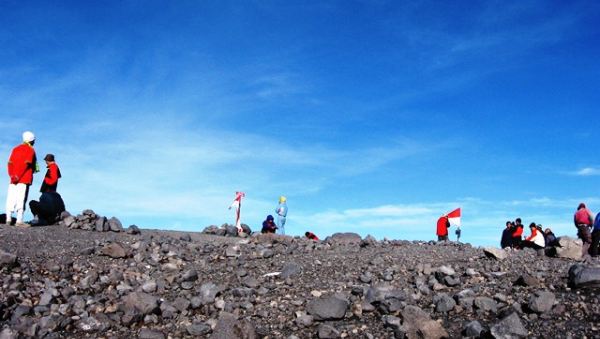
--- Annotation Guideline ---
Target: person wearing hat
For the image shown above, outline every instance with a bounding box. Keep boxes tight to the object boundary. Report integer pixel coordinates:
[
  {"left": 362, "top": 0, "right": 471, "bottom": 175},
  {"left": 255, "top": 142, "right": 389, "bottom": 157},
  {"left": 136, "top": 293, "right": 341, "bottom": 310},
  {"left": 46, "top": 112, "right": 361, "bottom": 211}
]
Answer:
[
  {"left": 5, "top": 131, "right": 38, "bottom": 226},
  {"left": 40, "top": 154, "right": 61, "bottom": 193},
  {"left": 275, "top": 196, "right": 288, "bottom": 235},
  {"left": 574, "top": 203, "right": 594, "bottom": 257},
  {"left": 28, "top": 153, "right": 65, "bottom": 226}
]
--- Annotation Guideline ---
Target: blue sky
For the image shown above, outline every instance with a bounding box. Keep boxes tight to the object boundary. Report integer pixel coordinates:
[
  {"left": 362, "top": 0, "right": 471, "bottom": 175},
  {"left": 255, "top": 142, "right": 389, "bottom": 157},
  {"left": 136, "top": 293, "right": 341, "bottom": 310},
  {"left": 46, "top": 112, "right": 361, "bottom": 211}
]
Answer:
[{"left": 1, "top": 1, "right": 599, "bottom": 246}]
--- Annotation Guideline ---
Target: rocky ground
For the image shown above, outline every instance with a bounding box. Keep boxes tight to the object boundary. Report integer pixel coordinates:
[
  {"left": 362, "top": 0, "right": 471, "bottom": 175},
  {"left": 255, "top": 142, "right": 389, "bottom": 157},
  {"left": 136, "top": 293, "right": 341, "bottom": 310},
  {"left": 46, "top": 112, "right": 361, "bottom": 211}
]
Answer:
[{"left": 1, "top": 213, "right": 600, "bottom": 338}]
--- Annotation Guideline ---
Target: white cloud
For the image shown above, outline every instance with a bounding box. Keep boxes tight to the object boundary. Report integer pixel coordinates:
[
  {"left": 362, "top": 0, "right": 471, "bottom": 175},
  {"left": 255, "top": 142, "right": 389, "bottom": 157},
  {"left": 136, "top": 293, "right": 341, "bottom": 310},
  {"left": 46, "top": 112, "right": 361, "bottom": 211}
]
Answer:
[{"left": 573, "top": 167, "right": 600, "bottom": 176}]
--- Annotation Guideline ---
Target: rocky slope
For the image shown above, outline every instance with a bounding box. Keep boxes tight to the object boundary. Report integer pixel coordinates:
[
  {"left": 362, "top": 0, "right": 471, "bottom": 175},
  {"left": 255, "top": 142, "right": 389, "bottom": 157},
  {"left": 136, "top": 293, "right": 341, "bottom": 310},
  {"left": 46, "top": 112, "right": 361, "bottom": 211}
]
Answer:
[{"left": 1, "top": 216, "right": 600, "bottom": 338}]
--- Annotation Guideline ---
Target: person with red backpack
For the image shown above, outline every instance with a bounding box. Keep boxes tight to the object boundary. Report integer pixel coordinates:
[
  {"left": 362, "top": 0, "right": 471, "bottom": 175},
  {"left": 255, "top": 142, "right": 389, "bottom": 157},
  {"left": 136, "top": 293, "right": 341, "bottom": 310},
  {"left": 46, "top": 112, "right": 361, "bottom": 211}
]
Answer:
[{"left": 574, "top": 203, "right": 594, "bottom": 257}]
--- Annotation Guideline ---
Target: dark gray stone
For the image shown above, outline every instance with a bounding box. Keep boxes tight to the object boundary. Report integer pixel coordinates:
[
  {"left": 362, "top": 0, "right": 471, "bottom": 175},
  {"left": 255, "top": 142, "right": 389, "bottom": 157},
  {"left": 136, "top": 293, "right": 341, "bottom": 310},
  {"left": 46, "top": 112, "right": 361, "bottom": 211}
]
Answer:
[
  {"left": 180, "top": 269, "right": 198, "bottom": 282},
  {"left": 474, "top": 296, "right": 498, "bottom": 313},
  {"left": 568, "top": 264, "right": 600, "bottom": 288},
  {"left": 490, "top": 312, "right": 527, "bottom": 338},
  {"left": 211, "top": 312, "right": 256, "bottom": 339},
  {"left": 100, "top": 242, "right": 127, "bottom": 258},
  {"left": 95, "top": 217, "right": 106, "bottom": 232},
  {"left": 138, "top": 328, "right": 165, "bottom": 339},
  {"left": 127, "top": 225, "right": 141, "bottom": 235},
  {"left": 187, "top": 321, "right": 211, "bottom": 336},
  {"left": 180, "top": 233, "right": 192, "bottom": 242},
  {"left": 528, "top": 291, "right": 555, "bottom": 313},
  {"left": 464, "top": 320, "right": 484, "bottom": 337},
  {"left": 122, "top": 292, "right": 159, "bottom": 316},
  {"left": 0, "top": 250, "right": 17, "bottom": 267},
  {"left": 327, "top": 232, "right": 362, "bottom": 244},
  {"left": 434, "top": 293, "right": 456, "bottom": 313},
  {"left": 199, "top": 282, "right": 221, "bottom": 305},
  {"left": 280, "top": 262, "right": 302, "bottom": 279},
  {"left": 318, "top": 324, "right": 340, "bottom": 338},
  {"left": 306, "top": 295, "right": 348, "bottom": 321},
  {"left": 108, "top": 217, "right": 123, "bottom": 232}
]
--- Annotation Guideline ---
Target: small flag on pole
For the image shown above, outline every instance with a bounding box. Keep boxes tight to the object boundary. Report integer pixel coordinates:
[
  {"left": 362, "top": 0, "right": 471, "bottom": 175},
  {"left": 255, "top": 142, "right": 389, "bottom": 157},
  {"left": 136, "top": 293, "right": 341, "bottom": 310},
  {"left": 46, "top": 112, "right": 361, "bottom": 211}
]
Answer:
[
  {"left": 228, "top": 191, "right": 246, "bottom": 232},
  {"left": 447, "top": 208, "right": 461, "bottom": 227}
]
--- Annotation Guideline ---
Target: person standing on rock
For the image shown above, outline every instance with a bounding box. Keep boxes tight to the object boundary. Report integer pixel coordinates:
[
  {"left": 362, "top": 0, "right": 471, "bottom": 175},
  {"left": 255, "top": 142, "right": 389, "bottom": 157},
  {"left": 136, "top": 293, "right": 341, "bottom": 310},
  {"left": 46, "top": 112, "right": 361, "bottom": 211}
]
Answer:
[
  {"left": 436, "top": 214, "right": 450, "bottom": 241},
  {"left": 5, "top": 131, "right": 38, "bottom": 226},
  {"left": 574, "top": 203, "right": 594, "bottom": 257},
  {"left": 589, "top": 209, "right": 600, "bottom": 257},
  {"left": 275, "top": 196, "right": 288, "bottom": 235}
]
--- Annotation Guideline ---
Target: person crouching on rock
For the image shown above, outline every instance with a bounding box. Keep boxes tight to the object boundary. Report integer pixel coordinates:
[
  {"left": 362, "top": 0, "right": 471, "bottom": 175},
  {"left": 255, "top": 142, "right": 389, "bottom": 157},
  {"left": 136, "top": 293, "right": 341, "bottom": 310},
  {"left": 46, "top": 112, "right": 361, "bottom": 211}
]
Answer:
[
  {"left": 28, "top": 154, "right": 65, "bottom": 226},
  {"left": 305, "top": 231, "right": 319, "bottom": 241},
  {"left": 521, "top": 223, "right": 545, "bottom": 250},
  {"left": 261, "top": 215, "right": 278, "bottom": 234},
  {"left": 544, "top": 227, "right": 558, "bottom": 247}
]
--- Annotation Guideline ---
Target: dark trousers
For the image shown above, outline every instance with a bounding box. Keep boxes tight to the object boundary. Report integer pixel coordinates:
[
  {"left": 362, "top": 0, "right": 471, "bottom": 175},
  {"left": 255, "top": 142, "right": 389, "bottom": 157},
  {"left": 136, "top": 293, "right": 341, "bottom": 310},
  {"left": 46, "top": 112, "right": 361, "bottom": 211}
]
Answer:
[
  {"left": 521, "top": 240, "right": 544, "bottom": 250},
  {"left": 438, "top": 235, "right": 448, "bottom": 241},
  {"left": 29, "top": 200, "right": 55, "bottom": 225},
  {"left": 591, "top": 229, "right": 600, "bottom": 257}
]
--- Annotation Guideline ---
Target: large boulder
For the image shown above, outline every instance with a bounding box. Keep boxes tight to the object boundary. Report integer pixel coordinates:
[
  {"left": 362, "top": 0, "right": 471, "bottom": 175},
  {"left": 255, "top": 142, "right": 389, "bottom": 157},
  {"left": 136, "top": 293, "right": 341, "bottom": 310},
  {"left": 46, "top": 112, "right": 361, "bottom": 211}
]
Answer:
[
  {"left": 483, "top": 247, "right": 508, "bottom": 260},
  {"left": 490, "top": 312, "right": 527, "bottom": 338},
  {"left": 306, "top": 295, "right": 349, "bottom": 321},
  {"left": 211, "top": 312, "right": 256, "bottom": 339},
  {"left": 554, "top": 236, "right": 583, "bottom": 260},
  {"left": 326, "top": 232, "right": 362, "bottom": 245},
  {"left": 108, "top": 217, "right": 123, "bottom": 232},
  {"left": 398, "top": 305, "right": 448, "bottom": 339},
  {"left": 568, "top": 264, "right": 600, "bottom": 288}
]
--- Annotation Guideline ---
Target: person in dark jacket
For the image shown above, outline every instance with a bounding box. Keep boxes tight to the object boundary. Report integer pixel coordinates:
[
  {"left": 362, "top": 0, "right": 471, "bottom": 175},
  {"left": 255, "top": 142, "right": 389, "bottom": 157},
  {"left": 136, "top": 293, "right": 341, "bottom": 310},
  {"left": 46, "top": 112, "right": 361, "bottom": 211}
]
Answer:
[
  {"left": 590, "top": 213, "right": 600, "bottom": 257},
  {"left": 544, "top": 228, "right": 558, "bottom": 247},
  {"left": 501, "top": 221, "right": 513, "bottom": 249},
  {"left": 261, "top": 215, "right": 278, "bottom": 234},
  {"left": 40, "top": 154, "right": 61, "bottom": 193},
  {"left": 29, "top": 191, "right": 65, "bottom": 226}
]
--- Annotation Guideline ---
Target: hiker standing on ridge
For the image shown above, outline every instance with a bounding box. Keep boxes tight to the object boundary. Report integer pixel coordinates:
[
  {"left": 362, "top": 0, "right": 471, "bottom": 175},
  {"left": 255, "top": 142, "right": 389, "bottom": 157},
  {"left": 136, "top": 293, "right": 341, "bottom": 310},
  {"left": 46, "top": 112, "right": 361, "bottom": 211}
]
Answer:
[
  {"left": 590, "top": 212, "right": 600, "bottom": 257},
  {"left": 574, "top": 202, "right": 594, "bottom": 257},
  {"left": 5, "top": 131, "right": 38, "bottom": 226},
  {"left": 436, "top": 214, "right": 450, "bottom": 241},
  {"left": 275, "top": 196, "right": 288, "bottom": 235}
]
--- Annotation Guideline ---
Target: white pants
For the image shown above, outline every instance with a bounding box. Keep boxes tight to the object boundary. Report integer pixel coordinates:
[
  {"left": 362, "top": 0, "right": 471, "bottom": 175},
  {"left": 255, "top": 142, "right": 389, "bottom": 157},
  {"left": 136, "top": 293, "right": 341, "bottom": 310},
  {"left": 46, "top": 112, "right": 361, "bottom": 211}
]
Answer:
[{"left": 6, "top": 183, "right": 29, "bottom": 223}]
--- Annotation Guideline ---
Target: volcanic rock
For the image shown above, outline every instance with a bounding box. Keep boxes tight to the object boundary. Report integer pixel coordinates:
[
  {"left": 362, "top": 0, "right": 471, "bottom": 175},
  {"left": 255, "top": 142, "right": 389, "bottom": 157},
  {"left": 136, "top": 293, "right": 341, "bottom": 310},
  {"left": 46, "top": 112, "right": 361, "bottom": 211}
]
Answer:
[
  {"left": 483, "top": 247, "right": 508, "bottom": 260},
  {"left": 306, "top": 295, "right": 349, "bottom": 321},
  {"left": 555, "top": 236, "right": 583, "bottom": 260}
]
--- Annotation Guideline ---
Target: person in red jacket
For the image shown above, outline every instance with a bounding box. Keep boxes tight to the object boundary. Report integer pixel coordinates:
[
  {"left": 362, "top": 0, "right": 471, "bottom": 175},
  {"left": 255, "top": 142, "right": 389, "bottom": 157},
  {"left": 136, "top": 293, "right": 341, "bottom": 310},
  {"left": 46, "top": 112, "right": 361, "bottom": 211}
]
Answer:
[
  {"left": 574, "top": 202, "right": 594, "bottom": 257},
  {"left": 40, "top": 154, "right": 61, "bottom": 193},
  {"left": 5, "top": 131, "right": 38, "bottom": 226},
  {"left": 305, "top": 231, "right": 319, "bottom": 241},
  {"left": 511, "top": 218, "right": 524, "bottom": 249},
  {"left": 436, "top": 215, "right": 450, "bottom": 241}
]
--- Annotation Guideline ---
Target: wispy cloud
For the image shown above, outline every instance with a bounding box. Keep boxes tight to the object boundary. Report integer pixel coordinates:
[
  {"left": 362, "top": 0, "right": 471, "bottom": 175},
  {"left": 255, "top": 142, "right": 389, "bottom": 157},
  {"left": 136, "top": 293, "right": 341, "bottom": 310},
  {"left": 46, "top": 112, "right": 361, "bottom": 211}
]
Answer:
[{"left": 572, "top": 167, "right": 600, "bottom": 176}]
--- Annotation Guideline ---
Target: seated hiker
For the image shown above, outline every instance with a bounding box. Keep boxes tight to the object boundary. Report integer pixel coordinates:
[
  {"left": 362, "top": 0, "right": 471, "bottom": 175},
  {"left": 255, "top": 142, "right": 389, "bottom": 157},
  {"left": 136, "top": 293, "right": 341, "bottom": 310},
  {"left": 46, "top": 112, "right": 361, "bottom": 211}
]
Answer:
[
  {"left": 501, "top": 221, "right": 513, "bottom": 249},
  {"left": 305, "top": 231, "right": 319, "bottom": 241},
  {"left": 544, "top": 228, "right": 558, "bottom": 247},
  {"left": 511, "top": 218, "right": 524, "bottom": 249},
  {"left": 521, "top": 223, "right": 545, "bottom": 250},
  {"left": 261, "top": 215, "right": 278, "bottom": 234},
  {"left": 28, "top": 191, "right": 65, "bottom": 226}
]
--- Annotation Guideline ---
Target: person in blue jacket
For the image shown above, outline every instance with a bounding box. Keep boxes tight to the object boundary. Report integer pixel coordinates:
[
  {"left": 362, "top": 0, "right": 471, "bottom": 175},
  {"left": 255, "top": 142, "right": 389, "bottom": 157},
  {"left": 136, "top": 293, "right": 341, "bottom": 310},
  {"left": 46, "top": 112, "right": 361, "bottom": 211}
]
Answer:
[
  {"left": 591, "top": 212, "right": 600, "bottom": 257},
  {"left": 275, "top": 196, "right": 288, "bottom": 235}
]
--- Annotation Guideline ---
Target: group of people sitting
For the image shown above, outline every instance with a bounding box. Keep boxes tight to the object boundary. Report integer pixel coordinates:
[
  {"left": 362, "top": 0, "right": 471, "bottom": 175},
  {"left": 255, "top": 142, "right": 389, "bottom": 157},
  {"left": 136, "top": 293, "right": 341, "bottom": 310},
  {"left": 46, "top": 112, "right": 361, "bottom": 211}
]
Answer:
[
  {"left": 501, "top": 218, "right": 557, "bottom": 250},
  {"left": 260, "top": 214, "right": 319, "bottom": 241}
]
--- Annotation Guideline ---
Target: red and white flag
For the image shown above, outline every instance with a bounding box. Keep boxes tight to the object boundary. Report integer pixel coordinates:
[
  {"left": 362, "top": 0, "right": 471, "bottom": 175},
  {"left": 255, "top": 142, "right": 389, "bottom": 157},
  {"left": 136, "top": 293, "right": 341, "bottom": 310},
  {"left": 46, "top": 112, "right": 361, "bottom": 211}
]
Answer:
[
  {"left": 447, "top": 208, "right": 461, "bottom": 227},
  {"left": 228, "top": 191, "right": 246, "bottom": 231}
]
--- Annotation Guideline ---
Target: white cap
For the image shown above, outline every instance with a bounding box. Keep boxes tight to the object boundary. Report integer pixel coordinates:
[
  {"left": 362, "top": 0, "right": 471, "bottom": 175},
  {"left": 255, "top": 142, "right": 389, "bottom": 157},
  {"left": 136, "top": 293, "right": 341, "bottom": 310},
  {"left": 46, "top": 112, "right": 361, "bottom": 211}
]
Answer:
[{"left": 22, "top": 131, "right": 35, "bottom": 143}]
